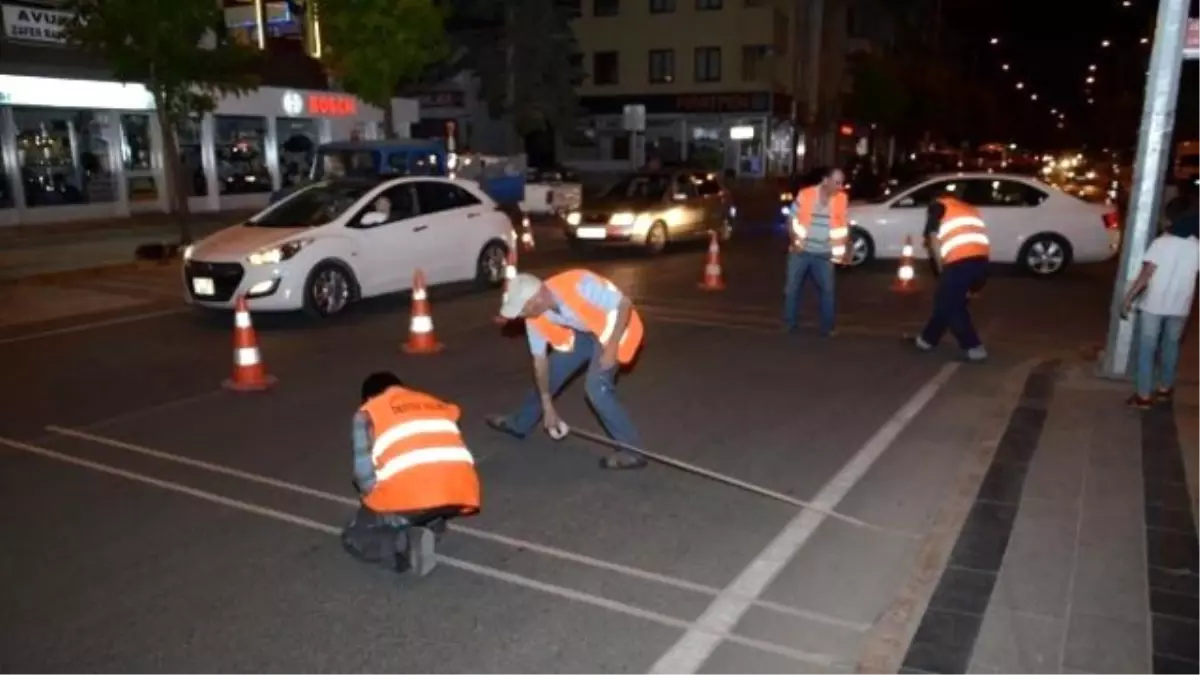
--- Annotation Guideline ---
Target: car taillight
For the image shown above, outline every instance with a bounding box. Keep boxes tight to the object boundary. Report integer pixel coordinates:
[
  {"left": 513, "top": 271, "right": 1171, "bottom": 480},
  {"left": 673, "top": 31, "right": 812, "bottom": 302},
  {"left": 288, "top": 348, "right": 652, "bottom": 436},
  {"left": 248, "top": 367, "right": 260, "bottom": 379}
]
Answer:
[{"left": 1102, "top": 211, "right": 1119, "bottom": 230}]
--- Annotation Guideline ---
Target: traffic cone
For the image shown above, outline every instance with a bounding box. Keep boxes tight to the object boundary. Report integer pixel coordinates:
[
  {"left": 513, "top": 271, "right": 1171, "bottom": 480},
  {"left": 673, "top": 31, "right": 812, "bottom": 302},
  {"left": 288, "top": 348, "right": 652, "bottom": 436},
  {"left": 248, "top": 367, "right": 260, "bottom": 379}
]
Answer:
[
  {"left": 520, "top": 216, "right": 536, "bottom": 252},
  {"left": 892, "top": 236, "right": 917, "bottom": 293},
  {"left": 495, "top": 246, "right": 519, "bottom": 325},
  {"left": 223, "top": 296, "right": 276, "bottom": 392},
  {"left": 698, "top": 230, "right": 726, "bottom": 291},
  {"left": 402, "top": 269, "right": 444, "bottom": 354}
]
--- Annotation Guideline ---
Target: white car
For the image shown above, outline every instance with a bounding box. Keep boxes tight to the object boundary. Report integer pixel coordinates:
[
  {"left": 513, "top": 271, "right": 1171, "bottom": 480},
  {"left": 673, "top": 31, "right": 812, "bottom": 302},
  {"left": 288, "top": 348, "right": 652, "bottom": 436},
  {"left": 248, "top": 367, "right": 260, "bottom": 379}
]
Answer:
[
  {"left": 521, "top": 166, "right": 583, "bottom": 216},
  {"left": 183, "top": 176, "right": 515, "bottom": 317},
  {"left": 845, "top": 172, "right": 1120, "bottom": 276}
]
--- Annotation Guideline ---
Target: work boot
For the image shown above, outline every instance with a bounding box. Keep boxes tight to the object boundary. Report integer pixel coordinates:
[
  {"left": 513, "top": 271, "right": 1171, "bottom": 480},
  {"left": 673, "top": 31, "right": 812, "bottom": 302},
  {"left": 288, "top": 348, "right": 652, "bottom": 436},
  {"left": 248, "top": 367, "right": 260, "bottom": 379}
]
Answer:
[
  {"left": 484, "top": 414, "right": 525, "bottom": 440},
  {"left": 913, "top": 335, "right": 934, "bottom": 352},
  {"left": 1126, "top": 393, "right": 1154, "bottom": 410},
  {"left": 599, "top": 453, "right": 648, "bottom": 470},
  {"left": 1154, "top": 387, "right": 1175, "bottom": 405},
  {"left": 406, "top": 526, "right": 438, "bottom": 577},
  {"left": 964, "top": 346, "right": 988, "bottom": 362}
]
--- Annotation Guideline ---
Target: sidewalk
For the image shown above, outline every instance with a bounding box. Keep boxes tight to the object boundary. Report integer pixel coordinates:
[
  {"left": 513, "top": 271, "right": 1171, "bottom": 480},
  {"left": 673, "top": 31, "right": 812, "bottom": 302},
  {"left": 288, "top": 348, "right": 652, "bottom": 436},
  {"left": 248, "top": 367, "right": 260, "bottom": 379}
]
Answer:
[
  {"left": 0, "top": 211, "right": 250, "bottom": 280},
  {"left": 890, "top": 359, "right": 1198, "bottom": 674}
]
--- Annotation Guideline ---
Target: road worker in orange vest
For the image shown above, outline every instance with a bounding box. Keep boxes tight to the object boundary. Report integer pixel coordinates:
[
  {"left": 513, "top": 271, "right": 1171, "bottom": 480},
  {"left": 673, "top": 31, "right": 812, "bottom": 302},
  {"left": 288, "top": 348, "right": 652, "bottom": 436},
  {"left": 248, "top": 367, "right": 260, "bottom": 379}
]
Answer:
[
  {"left": 486, "top": 269, "right": 649, "bottom": 470},
  {"left": 913, "top": 195, "right": 991, "bottom": 361},
  {"left": 782, "top": 167, "right": 851, "bottom": 337},
  {"left": 341, "top": 371, "right": 481, "bottom": 576}
]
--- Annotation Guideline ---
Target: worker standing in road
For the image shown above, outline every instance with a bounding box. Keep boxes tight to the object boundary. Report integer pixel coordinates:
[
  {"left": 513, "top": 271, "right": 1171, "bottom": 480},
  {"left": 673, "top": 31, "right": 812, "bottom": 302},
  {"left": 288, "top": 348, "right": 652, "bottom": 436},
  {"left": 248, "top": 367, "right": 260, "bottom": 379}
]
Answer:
[
  {"left": 486, "top": 270, "right": 649, "bottom": 470},
  {"left": 782, "top": 167, "right": 850, "bottom": 337},
  {"left": 913, "top": 195, "right": 990, "bottom": 361},
  {"left": 342, "top": 371, "right": 481, "bottom": 576}
]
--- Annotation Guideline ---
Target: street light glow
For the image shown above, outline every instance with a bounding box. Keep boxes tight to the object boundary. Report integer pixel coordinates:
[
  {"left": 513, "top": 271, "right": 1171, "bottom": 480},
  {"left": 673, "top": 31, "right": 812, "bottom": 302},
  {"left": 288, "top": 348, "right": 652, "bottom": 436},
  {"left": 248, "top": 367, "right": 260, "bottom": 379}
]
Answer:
[
  {"left": 1088, "top": 98, "right": 1095, "bottom": 104},
  {"left": 1101, "top": 39, "right": 1111, "bottom": 47},
  {"left": 1086, "top": 76, "right": 1095, "bottom": 83},
  {"left": 1001, "top": 63, "right": 1010, "bottom": 71},
  {"left": 1016, "top": 81, "right": 1024, "bottom": 89},
  {"left": 990, "top": 37, "right": 999, "bottom": 45},
  {"left": 1089, "top": 64, "right": 1097, "bottom": 71},
  {"left": 1140, "top": 37, "right": 1149, "bottom": 44},
  {"left": 1031, "top": 93, "right": 1038, "bottom": 101},
  {"left": 1051, "top": 108, "right": 1057, "bottom": 114}
]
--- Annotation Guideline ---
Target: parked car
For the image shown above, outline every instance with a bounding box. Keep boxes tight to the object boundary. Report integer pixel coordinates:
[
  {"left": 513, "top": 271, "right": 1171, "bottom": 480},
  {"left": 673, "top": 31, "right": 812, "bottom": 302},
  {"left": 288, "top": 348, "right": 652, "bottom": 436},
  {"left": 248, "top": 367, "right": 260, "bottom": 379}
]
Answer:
[
  {"left": 845, "top": 172, "right": 1120, "bottom": 276},
  {"left": 183, "top": 177, "right": 514, "bottom": 317},
  {"left": 563, "top": 170, "right": 735, "bottom": 254},
  {"left": 522, "top": 165, "right": 583, "bottom": 216}
]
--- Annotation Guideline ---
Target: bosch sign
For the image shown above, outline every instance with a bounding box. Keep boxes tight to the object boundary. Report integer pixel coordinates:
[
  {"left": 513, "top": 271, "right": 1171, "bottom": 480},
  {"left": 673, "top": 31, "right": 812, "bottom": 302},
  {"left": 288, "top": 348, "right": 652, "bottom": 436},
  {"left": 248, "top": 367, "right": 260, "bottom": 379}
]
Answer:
[{"left": 280, "top": 91, "right": 358, "bottom": 118}]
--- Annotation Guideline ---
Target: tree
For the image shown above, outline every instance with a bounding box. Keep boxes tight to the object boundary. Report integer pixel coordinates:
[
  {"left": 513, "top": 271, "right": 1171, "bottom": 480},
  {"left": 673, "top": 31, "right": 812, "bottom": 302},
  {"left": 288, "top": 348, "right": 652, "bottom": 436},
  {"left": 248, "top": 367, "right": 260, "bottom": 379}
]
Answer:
[
  {"left": 65, "top": 0, "right": 261, "bottom": 244},
  {"left": 320, "top": 0, "right": 449, "bottom": 138},
  {"left": 843, "top": 51, "right": 910, "bottom": 132}
]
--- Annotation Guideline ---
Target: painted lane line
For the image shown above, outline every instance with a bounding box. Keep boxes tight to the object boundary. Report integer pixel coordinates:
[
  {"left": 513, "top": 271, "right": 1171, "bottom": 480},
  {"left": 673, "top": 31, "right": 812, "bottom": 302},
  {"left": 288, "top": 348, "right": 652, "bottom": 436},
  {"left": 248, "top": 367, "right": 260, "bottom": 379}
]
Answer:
[
  {"left": 0, "top": 307, "right": 187, "bottom": 346},
  {"left": 45, "top": 425, "right": 870, "bottom": 633},
  {"left": 2, "top": 435, "right": 839, "bottom": 668},
  {"left": 648, "top": 362, "right": 961, "bottom": 674}
]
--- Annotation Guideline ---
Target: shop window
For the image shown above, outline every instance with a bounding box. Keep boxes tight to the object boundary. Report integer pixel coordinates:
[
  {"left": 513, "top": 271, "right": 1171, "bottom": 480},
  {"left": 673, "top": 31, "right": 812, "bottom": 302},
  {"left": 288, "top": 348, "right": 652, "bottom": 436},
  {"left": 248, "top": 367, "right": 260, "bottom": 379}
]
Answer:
[
  {"left": 176, "top": 118, "right": 207, "bottom": 197},
  {"left": 593, "top": 51, "right": 619, "bottom": 86},
  {"left": 277, "top": 118, "right": 319, "bottom": 188},
  {"left": 13, "top": 108, "right": 117, "bottom": 208},
  {"left": 688, "top": 124, "right": 724, "bottom": 171},
  {"left": 214, "top": 115, "right": 272, "bottom": 194},
  {"left": 121, "top": 113, "right": 158, "bottom": 203}
]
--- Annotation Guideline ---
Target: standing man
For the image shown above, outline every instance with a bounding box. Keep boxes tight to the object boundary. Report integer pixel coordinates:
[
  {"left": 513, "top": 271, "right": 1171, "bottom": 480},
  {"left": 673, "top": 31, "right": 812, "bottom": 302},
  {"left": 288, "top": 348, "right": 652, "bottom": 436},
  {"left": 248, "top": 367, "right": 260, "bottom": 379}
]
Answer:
[
  {"left": 913, "top": 194, "right": 990, "bottom": 361},
  {"left": 782, "top": 167, "right": 850, "bottom": 337},
  {"left": 486, "top": 269, "right": 648, "bottom": 470}
]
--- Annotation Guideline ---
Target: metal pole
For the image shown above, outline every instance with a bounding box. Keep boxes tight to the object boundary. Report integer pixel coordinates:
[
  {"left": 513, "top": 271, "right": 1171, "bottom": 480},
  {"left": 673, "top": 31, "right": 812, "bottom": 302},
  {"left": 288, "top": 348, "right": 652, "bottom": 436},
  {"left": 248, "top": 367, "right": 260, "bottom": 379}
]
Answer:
[{"left": 1098, "top": 0, "right": 1190, "bottom": 379}]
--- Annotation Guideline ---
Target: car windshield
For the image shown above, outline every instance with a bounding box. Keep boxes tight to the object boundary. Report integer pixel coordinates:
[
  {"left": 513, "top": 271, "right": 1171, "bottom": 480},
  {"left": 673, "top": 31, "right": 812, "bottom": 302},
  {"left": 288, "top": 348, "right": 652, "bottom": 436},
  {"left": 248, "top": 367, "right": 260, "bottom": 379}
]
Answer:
[
  {"left": 868, "top": 176, "right": 931, "bottom": 203},
  {"left": 312, "top": 149, "right": 379, "bottom": 180},
  {"left": 250, "top": 182, "right": 372, "bottom": 227},
  {"left": 605, "top": 174, "right": 671, "bottom": 200}
]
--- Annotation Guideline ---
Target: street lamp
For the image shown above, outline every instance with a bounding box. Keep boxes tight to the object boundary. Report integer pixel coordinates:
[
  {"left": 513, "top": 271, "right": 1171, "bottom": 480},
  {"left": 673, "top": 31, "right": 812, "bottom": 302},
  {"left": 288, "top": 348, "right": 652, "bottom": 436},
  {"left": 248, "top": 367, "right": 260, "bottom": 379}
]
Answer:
[
  {"left": 1140, "top": 37, "right": 1149, "bottom": 44},
  {"left": 1101, "top": 39, "right": 1111, "bottom": 47},
  {"left": 1088, "top": 98, "right": 1095, "bottom": 104},
  {"left": 1089, "top": 64, "right": 1097, "bottom": 71},
  {"left": 1087, "top": 76, "right": 1095, "bottom": 84},
  {"left": 1016, "top": 81, "right": 1025, "bottom": 89},
  {"left": 1002, "top": 63, "right": 1010, "bottom": 71},
  {"left": 990, "top": 37, "right": 999, "bottom": 45},
  {"left": 1031, "top": 93, "right": 1038, "bottom": 100},
  {"left": 1051, "top": 108, "right": 1058, "bottom": 114}
]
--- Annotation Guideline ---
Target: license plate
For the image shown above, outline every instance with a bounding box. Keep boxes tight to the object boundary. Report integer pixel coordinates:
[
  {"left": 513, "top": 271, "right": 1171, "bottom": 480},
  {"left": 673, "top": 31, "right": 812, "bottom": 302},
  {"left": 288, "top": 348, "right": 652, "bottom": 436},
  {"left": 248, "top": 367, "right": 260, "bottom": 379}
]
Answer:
[
  {"left": 191, "top": 277, "right": 215, "bottom": 296},
  {"left": 576, "top": 226, "right": 607, "bottom": 240}
]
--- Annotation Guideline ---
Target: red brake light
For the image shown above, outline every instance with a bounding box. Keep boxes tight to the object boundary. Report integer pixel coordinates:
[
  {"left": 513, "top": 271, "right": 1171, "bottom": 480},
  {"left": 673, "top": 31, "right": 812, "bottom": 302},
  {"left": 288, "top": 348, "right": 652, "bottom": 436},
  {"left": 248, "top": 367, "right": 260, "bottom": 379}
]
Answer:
[{"left": 1102, "top": 211, "right": 1119, "bottom": 230}]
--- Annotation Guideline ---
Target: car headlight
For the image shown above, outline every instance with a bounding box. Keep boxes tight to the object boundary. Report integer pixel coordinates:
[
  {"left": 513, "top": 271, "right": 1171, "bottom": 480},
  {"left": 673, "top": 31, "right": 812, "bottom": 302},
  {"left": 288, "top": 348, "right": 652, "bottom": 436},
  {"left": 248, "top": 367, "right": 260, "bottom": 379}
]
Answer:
[
  {"left": 248, "top": 238, "right": 313, "bottom": 265},
  {"left": 609, "top": 212, "right": 636, "bottom": 226},
  {"left": 565, "top": 211, "right": 581, "bottom": 226},
  {"left": 182, "top": 244, "right": 194, "bottom": 261},
  {"left": 780, "top": 192, "right": 793, "bottom": 202}
]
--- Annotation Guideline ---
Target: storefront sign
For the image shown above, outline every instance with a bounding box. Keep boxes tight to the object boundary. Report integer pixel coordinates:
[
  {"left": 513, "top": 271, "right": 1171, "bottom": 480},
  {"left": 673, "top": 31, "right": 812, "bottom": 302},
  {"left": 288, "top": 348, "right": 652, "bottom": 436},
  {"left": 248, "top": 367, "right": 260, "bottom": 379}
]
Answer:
[
  {"left": 2, "top": 3, "right": 74, "bottom": 44},
  {"left": 0, "top": 74, "right": 154, "bottom": 110},
  {"left": 579, "top": 91, "right": 788, "bottom": 116},
  {"left": 279, "top": 90, "right": 358, "bottom": 117}
]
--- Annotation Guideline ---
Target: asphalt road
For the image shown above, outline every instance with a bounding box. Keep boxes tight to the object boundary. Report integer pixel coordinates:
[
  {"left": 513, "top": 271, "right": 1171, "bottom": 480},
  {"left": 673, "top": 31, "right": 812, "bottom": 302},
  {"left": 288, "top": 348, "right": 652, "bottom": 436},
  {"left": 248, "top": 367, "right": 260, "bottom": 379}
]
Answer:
[{"left": 0, "top": 231, "right": 1134, "bottom": 672}]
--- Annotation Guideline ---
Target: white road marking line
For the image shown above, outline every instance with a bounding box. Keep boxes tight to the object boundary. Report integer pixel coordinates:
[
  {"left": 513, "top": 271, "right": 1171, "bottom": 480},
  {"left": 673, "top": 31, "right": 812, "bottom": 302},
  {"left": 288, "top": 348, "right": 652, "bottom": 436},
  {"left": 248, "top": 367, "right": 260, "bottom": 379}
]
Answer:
[
  {"left": 45, "top": 425, "right": 870, "bottom": 632},
  {"left": 648, "top": 362, "right": 961, "bottom": 674},
  {"left": 0, "top": 308, "right": 187, "bottom": 346},
  {"left": 2, "top": 434, "right": 839, "bottom": 667}
]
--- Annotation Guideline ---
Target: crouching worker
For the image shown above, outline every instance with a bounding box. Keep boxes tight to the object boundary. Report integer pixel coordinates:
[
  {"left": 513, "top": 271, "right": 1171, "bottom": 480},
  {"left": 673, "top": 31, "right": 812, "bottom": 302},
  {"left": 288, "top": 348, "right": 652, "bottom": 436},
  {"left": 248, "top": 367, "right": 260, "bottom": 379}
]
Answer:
[{"left": 341, "top": 371, "right": 481, "bottom": 577}]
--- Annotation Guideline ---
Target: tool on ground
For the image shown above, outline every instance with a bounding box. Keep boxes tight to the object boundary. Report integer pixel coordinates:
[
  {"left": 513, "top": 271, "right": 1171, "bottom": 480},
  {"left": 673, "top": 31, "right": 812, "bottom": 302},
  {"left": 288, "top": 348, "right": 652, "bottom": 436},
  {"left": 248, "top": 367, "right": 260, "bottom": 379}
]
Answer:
[
  {"left": 402, "top": 270, "right": 444, "bottom": 354},
  {"left": 223, "top": 295, "right": 276, "bottom": 392},
  {"left": 567, "top": 426, "right": 916, "bottom": 538},
  {"left": 698, "top": 230, "right": 726, "bottom": 291},
  {"left": 892, "top": 236, "right": 917, "bottom": 293}
]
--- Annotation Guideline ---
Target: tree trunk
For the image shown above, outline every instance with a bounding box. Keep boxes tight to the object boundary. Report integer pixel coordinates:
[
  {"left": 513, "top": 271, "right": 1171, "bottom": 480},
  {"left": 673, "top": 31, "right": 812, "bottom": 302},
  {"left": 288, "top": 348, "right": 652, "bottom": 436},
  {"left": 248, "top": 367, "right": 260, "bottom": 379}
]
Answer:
[
  {"left": 382, "top": 104, "right": 395, "bottom": 139},
  {"left": 154, "top": 99, "right": 193, "bottom": 245}
]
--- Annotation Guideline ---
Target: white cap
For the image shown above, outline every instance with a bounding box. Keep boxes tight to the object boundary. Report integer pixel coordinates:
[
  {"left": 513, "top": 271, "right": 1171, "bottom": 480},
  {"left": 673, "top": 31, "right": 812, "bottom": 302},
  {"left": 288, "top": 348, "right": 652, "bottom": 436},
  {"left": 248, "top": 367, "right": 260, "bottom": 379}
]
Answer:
[{"left": 499, "top": 273, "right": 543, "bottom": 319}]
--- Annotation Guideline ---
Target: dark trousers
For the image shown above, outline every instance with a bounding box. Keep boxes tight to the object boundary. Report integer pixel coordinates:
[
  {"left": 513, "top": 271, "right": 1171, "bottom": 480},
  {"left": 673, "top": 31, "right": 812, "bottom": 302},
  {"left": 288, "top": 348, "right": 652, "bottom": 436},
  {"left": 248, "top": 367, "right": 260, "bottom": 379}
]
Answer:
[
  {"left": 920, "top": 257, "right": 988, "bottom": 350},
  {"left": 340, "top": 505, "right": 457, "bottom": 565}
]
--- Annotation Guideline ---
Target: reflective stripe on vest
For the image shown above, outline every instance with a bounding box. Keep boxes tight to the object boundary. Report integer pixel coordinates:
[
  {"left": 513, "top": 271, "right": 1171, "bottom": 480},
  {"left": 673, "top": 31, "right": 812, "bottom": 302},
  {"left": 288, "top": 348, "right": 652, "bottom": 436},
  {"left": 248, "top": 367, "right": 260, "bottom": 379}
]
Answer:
[
  {"left": 936, "top": 198, "right": 990, "bottom": 264},
  {"left": 376, "top": 446, "right": 475, "bottom": 482},
  {"left": 529, "top": 269, "right": 645, "bottom": 364},
  {"left": 370, "top": 418, "right": 461, "bottom": 460},
  {"left": 792, "top": 186, "right": 849, "bottom": 256}
]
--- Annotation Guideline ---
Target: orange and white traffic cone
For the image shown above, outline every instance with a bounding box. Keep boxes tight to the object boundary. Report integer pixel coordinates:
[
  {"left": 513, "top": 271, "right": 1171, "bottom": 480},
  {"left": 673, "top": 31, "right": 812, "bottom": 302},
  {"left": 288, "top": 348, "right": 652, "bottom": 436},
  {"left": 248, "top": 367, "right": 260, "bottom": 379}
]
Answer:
[
  {"left": 698, "top": 230, "right": 726, "bottom": 291},
  {"left": 402, "top": 269, "right": 444, "bottom": 354},
  {"left": 495, "top": 246, "right": 519, "bottom": 325},
  {"left": 892, "top": 235, "right": 917, "bottom": 293},
  {"left": 223, "top": 296, "right": 276, "bottom": 392}
]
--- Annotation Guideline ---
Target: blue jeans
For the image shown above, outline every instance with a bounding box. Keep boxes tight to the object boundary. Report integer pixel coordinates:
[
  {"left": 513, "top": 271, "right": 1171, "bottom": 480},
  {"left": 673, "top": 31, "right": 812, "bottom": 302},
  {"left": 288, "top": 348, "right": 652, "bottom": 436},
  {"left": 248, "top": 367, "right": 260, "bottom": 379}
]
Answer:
[
  {"left": 920, "top": 257, "right": 988, "bottom": 350},
  {"left": 1135, "top": 312, "right": 1187, "bottom": 397},
  {"left": 507, "top": 331, "right": 643, "bottom": 447},
  {"left": 782, "top": 251, "right": 835, "bottom": 335}
]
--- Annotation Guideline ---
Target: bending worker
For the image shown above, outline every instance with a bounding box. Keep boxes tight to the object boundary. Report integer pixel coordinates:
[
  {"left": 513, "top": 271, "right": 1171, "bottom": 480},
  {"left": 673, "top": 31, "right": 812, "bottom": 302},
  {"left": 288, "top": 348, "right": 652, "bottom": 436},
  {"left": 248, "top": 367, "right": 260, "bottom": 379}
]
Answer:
[
  {"left": 486, "top": 269, "right": 648, "bottom": 470},
  {"left": 342, "top": 371, "right": 481, "bottom": 576},
  {"left": 913, "top": 194, "right": 990, "bottom": 361},
  {"left": 782, "top": 167, "right": 850, "bottom": 337}
]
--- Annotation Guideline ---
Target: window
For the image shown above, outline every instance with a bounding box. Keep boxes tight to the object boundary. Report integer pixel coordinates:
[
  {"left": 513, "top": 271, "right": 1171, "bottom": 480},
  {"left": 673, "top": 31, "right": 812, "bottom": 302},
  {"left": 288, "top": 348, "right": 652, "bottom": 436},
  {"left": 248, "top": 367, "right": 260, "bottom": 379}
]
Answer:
[
  {"left": 13, "top": 107, "right": 116, "bottom": 208},
  {"left": 892, "top": 179, "right": 962, "bottom": 207},
  {"left": 650, "top": 0, "right": 675, "bottom": 11},
  {"left": 963, "top": 179, "right": 1049, "bottom": 207},
  {"left": 692, "top": 173, "right": 723, "bottom": 196},
  {"left": 119, "top": 113, "right": 158, "bottom": 203},
  {"left": 316, "top": 148, "right": 378, "bottom": 180},
  {"left": 741, "top": 44, "right": 769, "bottom": 82},
  {"left": 176, "top": 118, "right": 207, "bottom": 197},
  {"left": 649, "top": 49, "right": 675, "bottom": 84},
  {"left": 696, "top": 0, "right": 722, "bottom": 8},
  {"left": 414, "top": 180, "right": 482, "bottom": 215},
  {"left": 694, "top": 47, "right": 721, "bottom": 83},
  {"left": 214, "top": 115, "right": 272, "bottom": 194},
  {"left": 256, "top": 182, "right": 374, "bottom": 228},
  {"left": 772, "top": 8, "right": 788, "bottom": 55},
  {"left": 594, "top": 0, "right": 619, "bottom": 16},
  {"left": 744, "top": 0, "right": 766, "bottom": 6},
  {"left": 277, "top": 118, "right": 320, "bottom": 188},
  {"left": 672, "top": 174, "right": 698, "bottom": 198},
  {"left": 359, "top": 184, "right": 418, "bottom": 225},
  {"left": 593, "top": 51, "right": 619, "bottom": 85}
]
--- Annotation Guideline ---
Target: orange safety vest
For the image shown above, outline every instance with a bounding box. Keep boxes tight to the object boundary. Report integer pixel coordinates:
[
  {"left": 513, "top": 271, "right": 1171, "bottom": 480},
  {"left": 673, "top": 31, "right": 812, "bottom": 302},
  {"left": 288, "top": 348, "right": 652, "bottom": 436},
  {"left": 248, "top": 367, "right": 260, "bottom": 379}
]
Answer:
[
  {"left": 527, "top": 269, "right": 644, "bottom": 365},
  {"left": 792, "top": 186, "right": 850, "bottom": 260},
  {"left": 936, "top": 196, "right": 990, "bottom": 264},
  {"left": 359, "top": 386, "right": 481, "bottom": 516}
]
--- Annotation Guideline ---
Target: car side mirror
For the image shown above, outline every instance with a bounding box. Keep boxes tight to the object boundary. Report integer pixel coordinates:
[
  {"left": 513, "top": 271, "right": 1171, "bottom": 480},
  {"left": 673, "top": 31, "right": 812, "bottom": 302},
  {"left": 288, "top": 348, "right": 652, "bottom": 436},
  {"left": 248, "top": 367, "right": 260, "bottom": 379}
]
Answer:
[{"left": 360, "top": 211, "right": 387, "bottom": 226}]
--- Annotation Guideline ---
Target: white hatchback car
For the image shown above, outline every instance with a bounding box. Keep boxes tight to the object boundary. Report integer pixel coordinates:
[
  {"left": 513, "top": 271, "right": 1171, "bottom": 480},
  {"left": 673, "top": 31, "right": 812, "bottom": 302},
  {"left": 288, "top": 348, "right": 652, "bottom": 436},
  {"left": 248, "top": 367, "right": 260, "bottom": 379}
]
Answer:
[
  {"left": 183, "top": 176, "right": 515, "bottom": 316},
  {"left": 845, "top": 172, "right": 1120, "bottom": 276}
]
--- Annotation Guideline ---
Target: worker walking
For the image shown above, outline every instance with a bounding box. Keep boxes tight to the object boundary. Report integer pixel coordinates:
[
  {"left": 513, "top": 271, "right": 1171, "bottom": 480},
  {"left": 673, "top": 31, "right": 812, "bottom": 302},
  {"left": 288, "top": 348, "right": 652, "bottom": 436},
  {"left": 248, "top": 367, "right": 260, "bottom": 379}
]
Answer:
[
  {"left": 782, "top": 167, "right": 850, "bottom": 337},
  {"left": 341, "top": 371, "right": 481, "bottom": 576},
  {"left": 486, "top": 269, "right": 648, "bottom": 470},
  {"left": 913, "top": 195, "right": 991, "bottom": 361}
]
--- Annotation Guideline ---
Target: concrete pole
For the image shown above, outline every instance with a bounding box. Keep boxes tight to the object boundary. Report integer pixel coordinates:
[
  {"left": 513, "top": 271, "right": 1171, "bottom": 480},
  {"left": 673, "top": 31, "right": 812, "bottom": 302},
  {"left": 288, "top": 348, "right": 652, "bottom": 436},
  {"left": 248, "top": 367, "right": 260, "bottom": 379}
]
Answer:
[{"left": 1098, "top": 0, "right": 1190, "bottom": 379}]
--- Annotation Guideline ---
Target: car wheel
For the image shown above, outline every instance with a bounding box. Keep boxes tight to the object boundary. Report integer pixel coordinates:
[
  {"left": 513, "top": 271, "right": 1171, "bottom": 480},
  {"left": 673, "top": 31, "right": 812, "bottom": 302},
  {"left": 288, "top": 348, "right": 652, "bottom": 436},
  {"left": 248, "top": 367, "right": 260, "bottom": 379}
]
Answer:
[
  {"left": 1020, "top": 234, "right": 1071, "bottom": 277},
  {"left": 476, "top": 240, "right": 509, "bottom": 289},
  {"left": 645, "top": 223, "right": 669, "bottom": 255},
  {"left": 304, "top": 262, "right": 355, "bottom": 318},
  {"left": 847, "top": 227, "right": 875, "bottom": 268}
]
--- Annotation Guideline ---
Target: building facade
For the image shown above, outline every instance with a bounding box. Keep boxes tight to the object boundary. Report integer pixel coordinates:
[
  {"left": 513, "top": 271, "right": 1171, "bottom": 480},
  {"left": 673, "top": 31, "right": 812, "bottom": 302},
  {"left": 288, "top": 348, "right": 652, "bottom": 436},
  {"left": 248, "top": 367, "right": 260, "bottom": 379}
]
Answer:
[{"left": 0, "top": 0, "right": 420, "bottom": 227}]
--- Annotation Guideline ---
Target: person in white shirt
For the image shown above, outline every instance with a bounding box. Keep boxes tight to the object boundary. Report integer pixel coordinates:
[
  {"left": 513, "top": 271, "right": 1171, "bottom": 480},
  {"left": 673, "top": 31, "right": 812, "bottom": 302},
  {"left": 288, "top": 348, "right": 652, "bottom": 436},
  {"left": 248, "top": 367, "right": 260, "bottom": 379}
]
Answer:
[{"left": 1121, "top": 210, "right": 1199, "bottom": 408}]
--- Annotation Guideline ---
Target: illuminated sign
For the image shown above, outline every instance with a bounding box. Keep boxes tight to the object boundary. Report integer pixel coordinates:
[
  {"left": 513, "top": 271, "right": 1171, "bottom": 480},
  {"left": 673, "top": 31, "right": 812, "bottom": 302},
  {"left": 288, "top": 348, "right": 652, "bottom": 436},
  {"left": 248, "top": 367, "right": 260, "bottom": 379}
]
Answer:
[
  {"left": 281, "top": 90, "right": 304, "bottom": 116},
  {"left": 307, "top": 93, "right": 356, "bottom": 116},
  {"left": 0, "top": 74, "right": 154, "bottom": 110}
]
